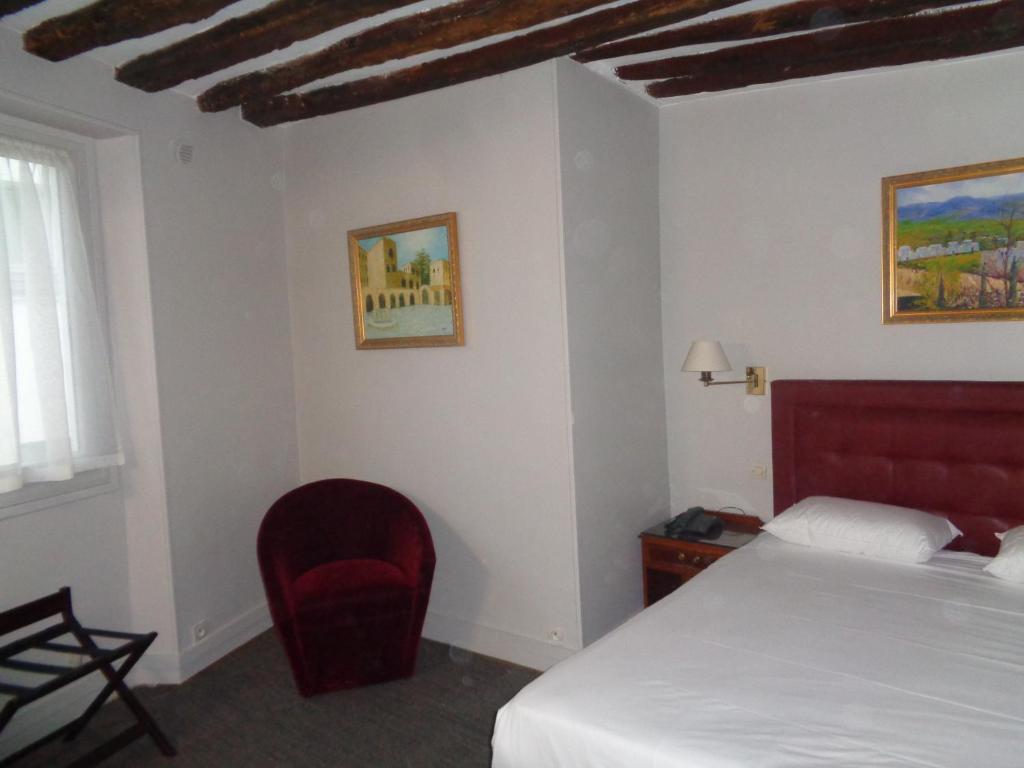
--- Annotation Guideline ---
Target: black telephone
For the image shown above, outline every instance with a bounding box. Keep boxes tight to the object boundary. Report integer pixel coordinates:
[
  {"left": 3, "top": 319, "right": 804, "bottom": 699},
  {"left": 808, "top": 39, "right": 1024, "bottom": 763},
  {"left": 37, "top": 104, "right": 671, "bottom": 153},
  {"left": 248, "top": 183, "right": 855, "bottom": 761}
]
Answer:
[{"left": 665, "top": 507, "right": 724, "bottom": 540}]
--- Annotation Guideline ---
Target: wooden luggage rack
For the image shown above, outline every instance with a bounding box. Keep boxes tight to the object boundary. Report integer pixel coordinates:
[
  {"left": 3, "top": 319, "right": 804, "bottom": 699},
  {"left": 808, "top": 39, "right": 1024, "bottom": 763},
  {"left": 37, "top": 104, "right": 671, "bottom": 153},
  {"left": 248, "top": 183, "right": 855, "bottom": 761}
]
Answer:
[{"left": 0, "top": 587, "right": 175, "bottom": 767}]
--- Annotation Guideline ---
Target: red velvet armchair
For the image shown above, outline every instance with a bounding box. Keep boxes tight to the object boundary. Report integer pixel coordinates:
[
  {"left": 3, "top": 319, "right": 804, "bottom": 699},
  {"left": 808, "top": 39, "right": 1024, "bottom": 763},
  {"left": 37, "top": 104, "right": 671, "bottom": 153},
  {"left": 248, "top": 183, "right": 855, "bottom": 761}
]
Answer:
[{"left": 257, "top": 479, "right": 436, "bottom": 697}]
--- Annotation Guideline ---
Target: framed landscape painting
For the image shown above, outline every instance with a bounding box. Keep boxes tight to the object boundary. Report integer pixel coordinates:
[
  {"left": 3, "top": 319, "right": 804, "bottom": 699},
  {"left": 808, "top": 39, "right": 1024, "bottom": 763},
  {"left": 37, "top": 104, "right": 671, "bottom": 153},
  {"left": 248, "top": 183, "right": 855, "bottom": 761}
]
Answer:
[
  {"left": 883, "top": 157, "right": 1024, "bottom": 324},
  {"left": 347, "top": 212, "right": 464, "bottom": 349}
]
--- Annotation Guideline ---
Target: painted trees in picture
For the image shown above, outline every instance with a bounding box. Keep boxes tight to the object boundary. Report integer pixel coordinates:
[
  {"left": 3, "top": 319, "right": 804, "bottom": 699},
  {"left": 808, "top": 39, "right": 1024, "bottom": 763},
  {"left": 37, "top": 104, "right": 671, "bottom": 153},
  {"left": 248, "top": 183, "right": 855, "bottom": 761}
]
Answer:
[
  {"left": 347, "top": 213, "right": 464, "bottom": 348},
  {"left": 884, "top": 158, "right": 1024, "bottom": 323}
]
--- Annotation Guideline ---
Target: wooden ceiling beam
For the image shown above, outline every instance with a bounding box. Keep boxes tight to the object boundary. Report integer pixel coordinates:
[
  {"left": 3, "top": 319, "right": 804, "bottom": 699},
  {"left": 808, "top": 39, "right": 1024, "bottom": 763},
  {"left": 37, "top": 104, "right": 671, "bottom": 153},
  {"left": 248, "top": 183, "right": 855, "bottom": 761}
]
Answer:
[
  {"left": 0, "top": 0, "right": 44, "bottom": 20},
  {"left": 22, "top": 0, "right": 241, "bottom": 61},
  {"left": 631, "top": 0, "right": 1024, "bottom": 98},
  {"left": 199, "top": 0, "right": 615, "bottom": 113},
  {"left": 240, "top": 0, "right": 748, "bottom": 126},
  {"left": 575, "top": 0, "right": 988, "bottom": 62},
  {"left": 116, "top": 0, "right": 422, "bottom": 92}
]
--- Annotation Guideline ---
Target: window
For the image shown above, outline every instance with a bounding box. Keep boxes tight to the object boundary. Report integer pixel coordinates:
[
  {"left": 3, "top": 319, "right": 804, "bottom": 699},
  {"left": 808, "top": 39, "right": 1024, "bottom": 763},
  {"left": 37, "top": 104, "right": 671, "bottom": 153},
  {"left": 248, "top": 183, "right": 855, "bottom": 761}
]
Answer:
[{"left": 0, "top": 122, "right": 122, "bottom": 498}]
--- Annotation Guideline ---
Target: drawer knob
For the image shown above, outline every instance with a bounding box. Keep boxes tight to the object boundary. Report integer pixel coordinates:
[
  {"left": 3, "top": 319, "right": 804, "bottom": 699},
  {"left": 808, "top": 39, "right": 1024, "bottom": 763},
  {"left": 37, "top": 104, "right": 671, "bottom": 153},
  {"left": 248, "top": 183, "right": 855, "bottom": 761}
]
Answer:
[{"left": 677, "top": 552, "right": 706, "bottom": 566}]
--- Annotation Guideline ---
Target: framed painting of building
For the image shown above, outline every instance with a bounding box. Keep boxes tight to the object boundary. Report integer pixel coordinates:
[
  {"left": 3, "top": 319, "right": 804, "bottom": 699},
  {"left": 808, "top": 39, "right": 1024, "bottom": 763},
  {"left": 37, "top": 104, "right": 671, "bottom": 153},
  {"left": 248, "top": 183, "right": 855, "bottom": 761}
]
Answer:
[
  {"left": 883, "top": 157, "right": 1024, "bottom": 324},
  {"left": 347, "top": 212, "right": 464, "bottom": 349}
]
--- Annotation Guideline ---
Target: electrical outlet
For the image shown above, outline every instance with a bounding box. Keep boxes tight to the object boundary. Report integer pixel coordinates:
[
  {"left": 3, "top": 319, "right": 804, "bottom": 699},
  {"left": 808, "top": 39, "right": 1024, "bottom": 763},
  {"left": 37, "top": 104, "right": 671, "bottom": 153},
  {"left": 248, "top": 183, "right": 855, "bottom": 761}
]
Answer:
[
  {"left": 192, "top": 620, "right": 210, "bottom": 644},
  {"left": 546, "top": 628, "right": 564, "bottom": 644}
]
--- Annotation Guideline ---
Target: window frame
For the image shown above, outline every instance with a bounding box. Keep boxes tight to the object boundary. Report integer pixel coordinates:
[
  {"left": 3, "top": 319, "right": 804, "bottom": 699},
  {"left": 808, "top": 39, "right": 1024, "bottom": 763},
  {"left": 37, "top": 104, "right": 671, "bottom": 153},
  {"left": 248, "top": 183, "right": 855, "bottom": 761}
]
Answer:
[{"left": 0, "top": 113, "right": 119, "bottom": 516}]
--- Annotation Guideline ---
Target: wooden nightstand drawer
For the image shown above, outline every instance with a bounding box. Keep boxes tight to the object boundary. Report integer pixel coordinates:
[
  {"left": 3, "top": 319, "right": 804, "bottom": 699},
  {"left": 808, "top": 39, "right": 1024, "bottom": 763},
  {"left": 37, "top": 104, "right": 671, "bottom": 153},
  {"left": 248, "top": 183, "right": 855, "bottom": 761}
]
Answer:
[
  {"left": 640, "top": 511, "right": 760, "bottom": 607},
  {"left": 645, "top": 542, "right": 720, "bottom": 570},
  {"left": 674, "top": 549, "right": 719, "bottom": 568}
]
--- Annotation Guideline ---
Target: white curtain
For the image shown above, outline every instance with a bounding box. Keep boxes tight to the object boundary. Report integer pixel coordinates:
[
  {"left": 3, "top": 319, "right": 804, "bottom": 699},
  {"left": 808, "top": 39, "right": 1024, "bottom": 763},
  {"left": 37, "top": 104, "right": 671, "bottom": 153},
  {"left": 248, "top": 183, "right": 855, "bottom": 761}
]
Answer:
[{"left": 0, "top": 134, "right": 122, "bottom": 493}]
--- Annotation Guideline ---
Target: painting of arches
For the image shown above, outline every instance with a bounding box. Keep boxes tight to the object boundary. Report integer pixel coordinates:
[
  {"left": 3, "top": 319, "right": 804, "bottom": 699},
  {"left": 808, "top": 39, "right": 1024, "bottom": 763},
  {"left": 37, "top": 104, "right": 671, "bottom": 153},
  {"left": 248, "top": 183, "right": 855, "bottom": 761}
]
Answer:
[{"left": 348, "top": 212, "right": 465, "bottom": 349}]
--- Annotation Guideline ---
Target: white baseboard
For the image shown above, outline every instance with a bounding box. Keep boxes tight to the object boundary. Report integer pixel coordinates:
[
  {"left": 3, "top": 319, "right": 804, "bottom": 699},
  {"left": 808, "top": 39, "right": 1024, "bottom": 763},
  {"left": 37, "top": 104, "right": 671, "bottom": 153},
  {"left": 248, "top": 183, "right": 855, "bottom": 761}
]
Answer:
[
  {"left": 132, "top": 600, "right": 272, "bottom": 686},
  {"left": 132, "top": 604, "right": 560, "bottom": 687},
  {"left": 129, "top": 647, "right": 182, "bottom": 686},
  {"left": 178, "top": 601, "right": 272, "bottom": 682},
  {"left": 422, "top": 611, "right": 576, "bottom": 671}
]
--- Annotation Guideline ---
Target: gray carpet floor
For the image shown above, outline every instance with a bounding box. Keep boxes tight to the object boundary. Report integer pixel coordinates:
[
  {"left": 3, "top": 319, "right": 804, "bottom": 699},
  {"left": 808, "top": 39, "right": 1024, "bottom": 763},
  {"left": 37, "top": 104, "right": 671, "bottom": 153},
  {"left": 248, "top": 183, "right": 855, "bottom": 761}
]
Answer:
[{"left": 16, "top": 631, "right": 538, "bottom": 767}]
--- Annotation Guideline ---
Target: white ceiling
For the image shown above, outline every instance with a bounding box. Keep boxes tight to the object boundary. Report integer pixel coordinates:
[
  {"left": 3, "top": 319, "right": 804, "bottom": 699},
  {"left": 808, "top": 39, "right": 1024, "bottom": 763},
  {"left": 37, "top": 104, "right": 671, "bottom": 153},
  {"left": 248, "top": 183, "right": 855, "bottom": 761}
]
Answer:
[{"left": 0, "top": 0, "right": 996, "bottom": 111}]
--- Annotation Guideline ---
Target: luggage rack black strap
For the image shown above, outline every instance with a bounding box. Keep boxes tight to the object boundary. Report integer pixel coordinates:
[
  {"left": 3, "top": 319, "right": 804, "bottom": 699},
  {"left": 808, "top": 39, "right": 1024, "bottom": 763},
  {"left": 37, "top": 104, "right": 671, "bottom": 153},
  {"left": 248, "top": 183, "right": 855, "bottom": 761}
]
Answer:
[
  {"left": 80, "top": 628, "right": 145, "bottom": 642},
  {"left": 36, "top": 642, "right": 83, "bottom": 654},
  {"left": 0, "top": 658, "right": 72, "bottom": 676},
  {"left": 0, "top": 681, "right": 30, "bottom": 697},
  {"left": 0, "top": 624, "right": 73, "bottom": 661}
]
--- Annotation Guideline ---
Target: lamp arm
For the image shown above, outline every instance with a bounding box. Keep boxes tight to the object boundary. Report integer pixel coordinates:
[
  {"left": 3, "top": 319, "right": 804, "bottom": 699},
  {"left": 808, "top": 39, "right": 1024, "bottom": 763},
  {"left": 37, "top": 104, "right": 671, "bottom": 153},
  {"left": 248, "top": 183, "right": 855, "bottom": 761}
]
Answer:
[{"left": 699, "top": 367, "right": 765, "bottom": 395}]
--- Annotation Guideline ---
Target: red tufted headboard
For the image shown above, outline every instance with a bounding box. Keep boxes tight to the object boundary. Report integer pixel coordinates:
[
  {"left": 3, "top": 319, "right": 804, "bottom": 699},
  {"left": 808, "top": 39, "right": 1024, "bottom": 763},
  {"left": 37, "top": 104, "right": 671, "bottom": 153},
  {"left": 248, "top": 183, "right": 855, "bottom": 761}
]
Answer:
[{"left": 771, "top": 380, "right": 1024, "bottom": 556}]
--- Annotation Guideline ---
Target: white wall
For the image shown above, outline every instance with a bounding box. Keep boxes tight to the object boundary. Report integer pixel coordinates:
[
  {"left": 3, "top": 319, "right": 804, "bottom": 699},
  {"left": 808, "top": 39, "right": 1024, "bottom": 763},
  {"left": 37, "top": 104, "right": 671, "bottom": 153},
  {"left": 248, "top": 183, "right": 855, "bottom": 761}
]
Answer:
[
  {"left": 0, "top": 25, "right": 298, "bottom": 686},
  {"left": 661, "top": 52, "right": 1024, "bottom": 519},
  {"left": 139, "top": 92, "right": 298, "bottom": 669},
  {"left": 556, "top": 61, "right": 668, "bottom": 644},
  {"left": 283, "top": 63, "right": 582, "bottom": 667}
]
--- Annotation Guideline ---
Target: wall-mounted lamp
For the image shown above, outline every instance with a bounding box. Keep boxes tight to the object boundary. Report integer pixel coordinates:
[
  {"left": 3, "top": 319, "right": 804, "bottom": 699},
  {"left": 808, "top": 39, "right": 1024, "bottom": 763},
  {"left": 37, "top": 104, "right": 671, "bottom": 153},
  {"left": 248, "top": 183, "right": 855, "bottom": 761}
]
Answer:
[{"left": 681, "top": 341, "right": 766, "bottom": 396}]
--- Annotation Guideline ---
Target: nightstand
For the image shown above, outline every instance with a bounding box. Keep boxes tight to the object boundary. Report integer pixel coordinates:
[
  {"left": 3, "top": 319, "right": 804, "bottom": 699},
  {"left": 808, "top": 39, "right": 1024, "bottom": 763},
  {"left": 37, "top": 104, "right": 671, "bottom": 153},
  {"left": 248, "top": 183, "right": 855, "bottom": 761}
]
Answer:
[{"left": 640, "top": 510, "right": 761, "bottom": 607}]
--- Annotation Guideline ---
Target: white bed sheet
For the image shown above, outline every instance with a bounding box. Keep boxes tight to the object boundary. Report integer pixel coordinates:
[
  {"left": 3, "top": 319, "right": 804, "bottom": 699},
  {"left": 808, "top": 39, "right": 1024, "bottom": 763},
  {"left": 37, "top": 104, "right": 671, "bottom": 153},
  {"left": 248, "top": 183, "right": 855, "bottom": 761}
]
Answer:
[{"left": 492, "top": 536, "right": 1024, "bottom": 768}]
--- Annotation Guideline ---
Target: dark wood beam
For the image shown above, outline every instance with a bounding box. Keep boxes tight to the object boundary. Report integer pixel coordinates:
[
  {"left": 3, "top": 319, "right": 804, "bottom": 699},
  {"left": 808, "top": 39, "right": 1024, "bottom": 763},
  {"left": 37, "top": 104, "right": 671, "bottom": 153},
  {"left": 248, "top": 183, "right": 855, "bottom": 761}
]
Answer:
[
  {"left": 0, "top": 0, "right": 44, "bottom": 19},
  {"left": 240, "top": 0, "right": 748, "bottom": 126},
  {"left": 116, "top": 0, "right": 422, "bottom": 92},
  {"left": 575, "top": 0, "right": 988, "bottom": 62},
  {"left": 200, "top": 0, "right": 615, "bottom": 113},
  {"left": 631, "top": 0, "right": 1024, "bottom": 98},
  {"left": 22, "top": 0, "right": 241, "bottom": 62}
]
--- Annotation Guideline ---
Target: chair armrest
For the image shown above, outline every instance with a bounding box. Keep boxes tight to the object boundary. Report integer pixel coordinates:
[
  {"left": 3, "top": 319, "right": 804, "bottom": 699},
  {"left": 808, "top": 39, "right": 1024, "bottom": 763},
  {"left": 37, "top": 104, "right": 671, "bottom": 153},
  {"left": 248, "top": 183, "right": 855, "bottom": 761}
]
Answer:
[
  {"left": 258, "top": 545, "right": 306, "bottom": 620},
  {"left": 383, "top": 514, "right": 436, "bottom": 587}
]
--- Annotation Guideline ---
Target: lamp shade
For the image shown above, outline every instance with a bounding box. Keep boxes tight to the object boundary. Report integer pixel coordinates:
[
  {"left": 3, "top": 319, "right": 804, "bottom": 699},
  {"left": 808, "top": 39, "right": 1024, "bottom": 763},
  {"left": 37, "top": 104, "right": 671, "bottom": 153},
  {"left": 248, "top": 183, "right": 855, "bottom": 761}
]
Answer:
[{"left": 681, "top": 341, "right": 732, "bottom": 372}]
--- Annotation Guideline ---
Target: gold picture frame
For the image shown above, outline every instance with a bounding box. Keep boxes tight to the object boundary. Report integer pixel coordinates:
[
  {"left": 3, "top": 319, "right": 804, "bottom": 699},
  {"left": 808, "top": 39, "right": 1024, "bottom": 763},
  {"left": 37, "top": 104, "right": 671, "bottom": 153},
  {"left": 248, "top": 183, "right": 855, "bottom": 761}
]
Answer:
[
  {"left": 347, "top": 212, "right": 464, "bottom": 349},
  {"left": 883, "top": 157, "right": 1024, "bottom": 324}
]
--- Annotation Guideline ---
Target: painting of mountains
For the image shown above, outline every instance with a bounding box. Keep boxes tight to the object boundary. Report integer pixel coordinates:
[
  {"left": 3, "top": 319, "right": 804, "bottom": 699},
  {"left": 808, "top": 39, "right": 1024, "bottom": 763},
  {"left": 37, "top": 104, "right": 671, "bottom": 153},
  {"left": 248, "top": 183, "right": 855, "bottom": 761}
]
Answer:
[
  {"left": 884, "top": 158, "right": 1024, "bottom": 323},
  {"left": 898, "top": 193, "right": 1024, "bottom": 222}
]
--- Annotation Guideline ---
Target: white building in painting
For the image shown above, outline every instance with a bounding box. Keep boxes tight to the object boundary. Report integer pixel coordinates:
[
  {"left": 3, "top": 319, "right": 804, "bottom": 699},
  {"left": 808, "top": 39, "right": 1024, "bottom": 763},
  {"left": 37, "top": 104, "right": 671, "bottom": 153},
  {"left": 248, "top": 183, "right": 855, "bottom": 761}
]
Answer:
[{"left": 900, "top": 239, "right": 981, "bottom": 262}]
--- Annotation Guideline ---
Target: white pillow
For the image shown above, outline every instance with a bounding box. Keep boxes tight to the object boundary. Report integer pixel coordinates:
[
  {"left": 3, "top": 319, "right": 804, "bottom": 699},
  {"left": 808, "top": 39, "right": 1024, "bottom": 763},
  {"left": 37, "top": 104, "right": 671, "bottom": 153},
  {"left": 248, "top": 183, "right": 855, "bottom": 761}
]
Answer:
[
  {"left": 984, "top": 527, "right": 1024, "bottom": 583},
  {"left": 763, "top": 496, "right": 961, "bottom": 563}
]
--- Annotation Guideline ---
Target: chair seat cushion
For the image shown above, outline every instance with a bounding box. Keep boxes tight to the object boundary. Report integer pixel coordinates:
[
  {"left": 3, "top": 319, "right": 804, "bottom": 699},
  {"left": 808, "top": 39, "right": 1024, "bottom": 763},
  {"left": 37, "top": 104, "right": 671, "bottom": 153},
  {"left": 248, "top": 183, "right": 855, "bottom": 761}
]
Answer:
[{"left": 292, "top": 559, "right": 411, "bottom": 617}]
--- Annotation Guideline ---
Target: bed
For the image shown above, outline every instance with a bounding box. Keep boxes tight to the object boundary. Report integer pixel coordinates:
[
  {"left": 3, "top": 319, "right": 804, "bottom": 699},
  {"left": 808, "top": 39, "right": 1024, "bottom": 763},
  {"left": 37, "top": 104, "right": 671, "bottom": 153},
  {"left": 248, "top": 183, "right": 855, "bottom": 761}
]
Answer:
[{"left": 492, "top": 380, "right": 1024, "bottom": 768}]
